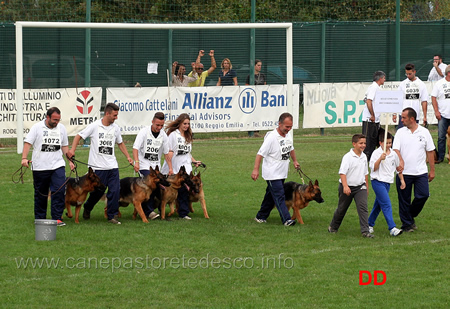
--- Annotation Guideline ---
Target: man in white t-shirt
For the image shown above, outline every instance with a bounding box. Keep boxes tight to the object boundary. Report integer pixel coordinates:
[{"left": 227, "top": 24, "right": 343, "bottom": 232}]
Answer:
[
  {"left": 431, "top": 65, "right": 450, "bottom": 164},
  {"left": 428, "top": 54, "right": 447, "bottom": 82},
  {"left": 393, "top": 107, "right": 435, "bottom": 232},
  {"left": 132, "top": 112, "right": 171, "bottom": 219},
  {"left": 67, "top": 103, "right": 133, "bottom": 224},
  {"left": 398, "top": 63, "right": 429, "bottom": 128},
  {"left": 251, "top": 113, "right": 300, "bottom": 226},
  {"left": 362, "top": 71, "right": 386, "bottom": 161},
  {"left": 21, "top": 107, "right": 74, "bottom": 226}
]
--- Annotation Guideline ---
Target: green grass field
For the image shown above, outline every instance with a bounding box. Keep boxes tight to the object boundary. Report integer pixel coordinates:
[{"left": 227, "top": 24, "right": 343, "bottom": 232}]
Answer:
[{"left": 1, "top": 128, "right": 449, "bottom": 308}]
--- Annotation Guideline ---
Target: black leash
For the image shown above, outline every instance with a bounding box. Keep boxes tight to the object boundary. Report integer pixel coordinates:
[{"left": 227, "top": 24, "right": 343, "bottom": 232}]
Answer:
[
  {"left": 12, "top": 163, "right": 29, "bottom": 184},
  {"left": 192, "top": 161, "right": 207, "bottom": 175},
  {"left": 69, "top": 156, "right": 133, "bottom": 171},
  {"left": 296, "top": 166, "right": 312, "bottom": 185}
]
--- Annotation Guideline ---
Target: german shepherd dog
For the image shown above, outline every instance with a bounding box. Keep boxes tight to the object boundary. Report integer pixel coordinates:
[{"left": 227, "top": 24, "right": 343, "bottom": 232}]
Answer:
[
  {"left": 170, "top": 171, "right": 209, "bottom": 219},
  {"left": 65, "top": 167, "right": 105, "bottom": 224},
  {"left": 157, "top": 166, "right": 194, "bottom": 219},
  {"left": 118, "top": 166, "right": 170, "bottom": 223},
  {"left": 283, "top": 180, "right": 324, "bottom": 224}
]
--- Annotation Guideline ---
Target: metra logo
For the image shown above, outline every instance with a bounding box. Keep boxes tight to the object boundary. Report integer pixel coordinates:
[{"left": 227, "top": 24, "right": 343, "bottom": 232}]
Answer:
[
  {"left": 76, "top": 90, "right": 94, "bottom": 114},
  {"left": 239, "top": 88, "right": 257, "bottom": 114}
]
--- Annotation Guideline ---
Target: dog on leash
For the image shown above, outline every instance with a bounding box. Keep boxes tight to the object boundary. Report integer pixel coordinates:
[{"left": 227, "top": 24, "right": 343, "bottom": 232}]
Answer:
[
  {"left": 118, "top": 166, "right": 170, "bottom": 223},
  {"left": 65, "top": 167, "right": 105, "bottom": 224},
  {"left": 283, "top": 180, "right": 324, "bottom": 224},
  {"left": 171, "top": 171, "right": 209, "bottom": 219},
  {"left": 158, "top": 166, "right": 193, "bottom": 219}
]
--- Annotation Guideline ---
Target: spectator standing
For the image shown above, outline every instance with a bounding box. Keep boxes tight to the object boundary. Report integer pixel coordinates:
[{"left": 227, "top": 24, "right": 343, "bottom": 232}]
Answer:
[
  {"left": 21, "top": 107, "right": 75, "bottom": 226},
  {"left": 188, "top": 50, "right": 216, "bottom": 87},
  {"left": 362, "top": 71, "right": 386, "bottom": 161},
  {"left": 398, "top": 63, "right": 429, "bottom": 128},
  {"left": 245, "top": 59, "right": 267, "bottom": 85},
  {"left": 428, "top": 54, "right": 447, "bottom": 82},
  {"left": 217, "top": 58, "right": 238, "bottom": 86},
  {"left": 172, "top": 62, "right": 198, "bottom": 87},
  {"left": 431, "top": 65, "right": 450, "bottom": 164}
]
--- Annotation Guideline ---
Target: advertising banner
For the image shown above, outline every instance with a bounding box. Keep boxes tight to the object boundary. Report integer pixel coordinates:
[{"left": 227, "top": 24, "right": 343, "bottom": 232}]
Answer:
[
  {"left": 107, "top": 85, "right": 300, "bottom": 134},
  {"left": 303, "top": 82, "right": 438, "bottom": 128},
  {"left": 0, "top": 88, "right": 102, "bottom": 138}
]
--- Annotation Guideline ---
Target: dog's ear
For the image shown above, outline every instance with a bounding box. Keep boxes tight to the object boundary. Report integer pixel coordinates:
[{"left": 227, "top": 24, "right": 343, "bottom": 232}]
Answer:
[
  {"left": 180, "top": 166, "right": 186, "bottom": 173},
  {"left": 88, "top": 167, "right": 94, "bottom": 174},
  {"left": 308, "top": 180, "right": 313, "bottom": 187},
  {"left": 155, "top": 165, "right": 159, "bottom": 171},
  {"left": 315, "top": 179, "right": 319, "bottom": 186},
  {"left": 190, "top": 171, "right": 194, "bottom": 176}
]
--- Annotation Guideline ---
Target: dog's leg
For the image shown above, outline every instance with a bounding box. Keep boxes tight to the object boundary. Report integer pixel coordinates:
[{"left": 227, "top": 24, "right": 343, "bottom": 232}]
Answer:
[
  {"left": 189, "top": 201, "right": 195, "bottom": 213},
  {"left": 74, "top": 205, "right": 81, "bottom": 224},
  {"left": 104, "top": 206, "right": 108, "bottom": 218},
  {"left": 199, "top": 193, "right": 209, "bottom": 219},
  {"left": 65, "top": 202, "right": 73, "bottom": 219},
  {"left": 168, "top": 201, "right": 176, "bottom": 217},
  {"left": 296, "top": 208, "right": 304, "bottom": 224},
  {"left": 133, "top": 201, "right": 149, "bottom": 223},
  {"left": 160, "top": 200, "right": 166, "bottom": 220}
]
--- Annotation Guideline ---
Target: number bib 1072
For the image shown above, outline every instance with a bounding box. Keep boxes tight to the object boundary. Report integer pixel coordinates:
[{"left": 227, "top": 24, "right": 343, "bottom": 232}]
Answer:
[{"left": 41, "top": 126, "right": 61, "bottom": 152}]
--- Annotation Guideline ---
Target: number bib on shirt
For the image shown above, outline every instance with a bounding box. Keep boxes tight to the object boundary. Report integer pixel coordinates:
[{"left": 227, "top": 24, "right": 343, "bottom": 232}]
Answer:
[
  {"left": 41, "top": 126, "right": 61, "bottom": 152},
  {"left": 280, "top": 138, "right": 293, "bottom": 160},
  {"left": 176, "top": 137, "right": 191, "bottom": 155},
  {"left": 98, "top": 126, "right": 115, "bottom": 156},
  {"left": 144, "top": 132, "right": 162, "bottom": 162},
  {"left": 405, "top": 83, "right": 420, "bottom": 100}
]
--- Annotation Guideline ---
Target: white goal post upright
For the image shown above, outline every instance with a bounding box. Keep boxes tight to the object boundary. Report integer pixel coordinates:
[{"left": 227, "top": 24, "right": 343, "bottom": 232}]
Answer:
[{"left": 15, "top": 21, "right": 293, "bottom": 153}]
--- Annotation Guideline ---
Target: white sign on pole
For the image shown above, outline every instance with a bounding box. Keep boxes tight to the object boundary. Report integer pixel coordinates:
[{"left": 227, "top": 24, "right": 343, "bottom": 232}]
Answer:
[{"left": 373, "top": 90, "right": 403, "bottom": 113}]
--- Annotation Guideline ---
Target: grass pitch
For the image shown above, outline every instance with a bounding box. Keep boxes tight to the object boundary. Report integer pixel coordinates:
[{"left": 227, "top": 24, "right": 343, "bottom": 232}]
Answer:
[{"left": 1, "top": 129, "right": 448, "bottom": 308}]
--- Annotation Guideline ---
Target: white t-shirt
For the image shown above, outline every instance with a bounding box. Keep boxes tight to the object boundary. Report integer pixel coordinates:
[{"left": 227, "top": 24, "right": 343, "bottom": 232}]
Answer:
[
  {"left": 161, "top": 129, "right": 192, "bottom": 174},
  {"left": 362, "top": 81, "right": 381, "bottom": 123},
  {"left": 78, "top": 119, "right": 123, "bottom": 170},
  {"left": 257, "top": 129, "right": 294, "bottom": 180},
  {"left": 399, "top": 77, "right": 428, "bottom": 120},
  {"left": 428, "top": 63, "right": 447, "bottom": 82},
  {"left": 133, "top": 126, "right": 169, "bottom": 170},
  {"left": 339, "top": 149, "right": 368, "bottom": 186},
  {"left": 431, "top": 78, "right": 450, "bottom": 118},
  {"left": 24, "top": 120, "right": 68, "bottom": 171},
  {"left": 369, "top": 147, "right": 400, "bottom": 183},
  {"left": 393, "top": 126, "right": 435, "bottom": 175}
]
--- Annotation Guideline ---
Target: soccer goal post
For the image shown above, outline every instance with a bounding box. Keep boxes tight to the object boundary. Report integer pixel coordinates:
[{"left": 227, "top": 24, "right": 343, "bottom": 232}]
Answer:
[{"left": 15, "top": 21, "right": 293, "bottom": 153}]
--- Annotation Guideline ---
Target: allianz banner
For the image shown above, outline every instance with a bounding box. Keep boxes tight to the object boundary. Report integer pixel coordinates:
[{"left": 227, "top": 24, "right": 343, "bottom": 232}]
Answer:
[
  {"left": 303, "top": 82, "right": 438, "bottom": 128},
  {"left": 0, "top": 88, "right": 102, "bottom": 138},
  {"left": 107, "top": 85, "right": 299, "bottom": 134}
]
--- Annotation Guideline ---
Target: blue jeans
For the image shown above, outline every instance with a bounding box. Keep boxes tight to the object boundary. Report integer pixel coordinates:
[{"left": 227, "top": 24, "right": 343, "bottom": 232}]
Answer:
[
  {"left": 83, "top": 169, "right": 120, "bottom": 220},
  {"left": 396, "top": 173, "right": 429, "bottom": 229},
  {"left": 368, "top": 179, "right": 396, "bottom": 230},
  {"left": 437, "top": 116, "right": 450, "bottom": 161},
  {"left": 177, "top": 185, "right": 190, "bottom": 217},
  {"left": 256, "top": 179, "right": 291, "bottom": 224},
  {"left": 32, "top": 166, "right": 66, "bottom": 220}
]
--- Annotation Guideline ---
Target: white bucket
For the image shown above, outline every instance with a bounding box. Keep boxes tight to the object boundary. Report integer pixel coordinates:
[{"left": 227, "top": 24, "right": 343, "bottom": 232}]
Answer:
[{"left": 35, "top": 219, "right": 57, "bottom": 241}]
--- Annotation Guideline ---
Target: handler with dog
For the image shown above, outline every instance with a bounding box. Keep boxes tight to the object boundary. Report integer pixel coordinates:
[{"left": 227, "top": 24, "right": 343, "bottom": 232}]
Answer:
[
  {"left": 21, "top": 107, "right": 75, "bottom": 226},
  {"left": 132, "top": 112, "right": 172, "bottom": 220},
  {"left": 67, "top": 103, "right": 134, "bottom": 224},
  {"left": 252, "top": 112, "right": 300, "bottom": 226}
]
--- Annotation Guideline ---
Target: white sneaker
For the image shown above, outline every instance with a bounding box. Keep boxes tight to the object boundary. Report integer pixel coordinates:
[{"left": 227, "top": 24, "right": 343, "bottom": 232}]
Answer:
[
  {"left": 369, "top": 226, "right": 374, "bottom": 234},
  {"left": 182, "top": 216, "right": 192, "bottom": 220},
  {"left": 148, "top": 211, "right": 160, "bottom": 220},
  {"left": 390, "top": 227, "right": 403, "bottom": 236}
]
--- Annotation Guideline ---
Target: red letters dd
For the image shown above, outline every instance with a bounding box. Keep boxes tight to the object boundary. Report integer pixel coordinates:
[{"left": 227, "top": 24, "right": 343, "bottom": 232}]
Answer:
[{"left": 359, "top": 270, "right": 386, "bottom": 285}]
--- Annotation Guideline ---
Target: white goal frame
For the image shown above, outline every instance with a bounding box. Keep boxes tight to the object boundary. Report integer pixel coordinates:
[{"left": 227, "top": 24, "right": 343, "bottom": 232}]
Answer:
[{"left": 15, "top": 21, "right": 293, "bottom": 153}]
